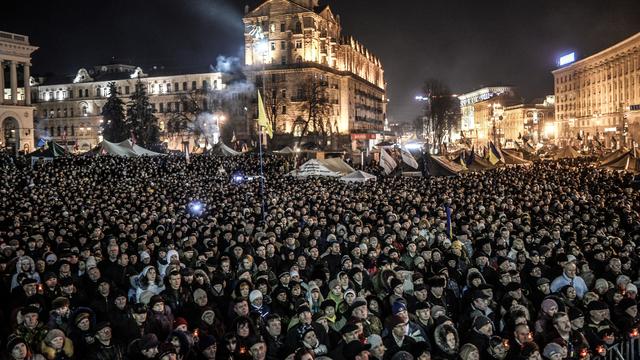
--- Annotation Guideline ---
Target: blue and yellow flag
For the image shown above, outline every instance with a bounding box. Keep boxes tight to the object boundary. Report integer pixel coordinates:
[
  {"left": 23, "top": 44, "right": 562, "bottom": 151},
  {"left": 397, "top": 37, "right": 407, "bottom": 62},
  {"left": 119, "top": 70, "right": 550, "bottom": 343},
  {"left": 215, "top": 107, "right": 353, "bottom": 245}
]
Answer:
[
  {"left": 488, "top": 141, "right": 502, "bottom": 165},
  {"left": 257, "top": 90, "right": 273, "bottom": 138}
]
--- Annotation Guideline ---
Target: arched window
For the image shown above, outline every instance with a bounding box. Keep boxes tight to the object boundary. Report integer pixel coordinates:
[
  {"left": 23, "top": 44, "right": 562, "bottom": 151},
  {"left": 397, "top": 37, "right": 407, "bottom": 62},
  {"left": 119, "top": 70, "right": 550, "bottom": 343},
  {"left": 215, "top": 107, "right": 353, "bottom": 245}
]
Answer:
[
  {"left": 82, "top": 106, "right": 88, "bottom": 116},
  {"left": 96, "top": 87, "right": 101, "bottom": 96},
  {"left": 295, "top": 21, "right": 302, "bottom": 33}
]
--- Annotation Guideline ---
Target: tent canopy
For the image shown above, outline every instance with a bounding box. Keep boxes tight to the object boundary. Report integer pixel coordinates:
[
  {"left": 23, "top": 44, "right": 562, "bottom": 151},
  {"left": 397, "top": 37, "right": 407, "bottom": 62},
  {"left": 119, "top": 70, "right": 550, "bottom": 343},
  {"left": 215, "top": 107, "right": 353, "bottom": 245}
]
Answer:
[
  {"left": 598, "top": 147, "right": 629, "bottom": 166},
  {"left": 289, "top": 159, "right": 340, "bottom": 177},
  {"left": 599, "top": 150, "right": 639, "bottom": 173},
  {"left": 425, "top": 155, "right": 464, "bottom": 176},
  {"left": 97, "top": 140, "right": 165, "bottom": 157},
  {"left": 500, "top": 149, "right": 532, "bottom": 165},
  {"left": 208, "top": 142, "right": 241, "bottom": 156},
  {"left": 29, "top": 140, "right": 68, "bottom": 159},
  {"left": 553, "top": 146, "right": 580, "bottom": 160},
  {"left": 320, "top": 157, "right": 355, "bottom": 175},
  {"left": 273, "top": 146, "right": 296, "bottom": 155},
  {"left": 340, "top": 170, "right": 376, "bottom": 182}
]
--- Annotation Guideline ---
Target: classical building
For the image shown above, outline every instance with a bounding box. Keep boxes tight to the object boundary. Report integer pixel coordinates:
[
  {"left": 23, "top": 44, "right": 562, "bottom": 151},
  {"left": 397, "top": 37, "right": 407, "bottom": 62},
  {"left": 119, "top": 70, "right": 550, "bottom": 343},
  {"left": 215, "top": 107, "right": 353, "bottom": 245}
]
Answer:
[
  {"left": 457, "top": 86, "right": 517, "bottom": 144},
  {"left": 243, "top": 0, "right": 387, "bottom": 149},
  {"left": 502, "top": 96, "right": 555, "bottom": 144},
  {"left": 552, "top": 32, "right": 640, "bottom": 147},
  {"left": 32, "top": 63, "right": 230, "bottom": 151},
  {"left": 0, "top": 30, "right": 38, "bottom": 154}
]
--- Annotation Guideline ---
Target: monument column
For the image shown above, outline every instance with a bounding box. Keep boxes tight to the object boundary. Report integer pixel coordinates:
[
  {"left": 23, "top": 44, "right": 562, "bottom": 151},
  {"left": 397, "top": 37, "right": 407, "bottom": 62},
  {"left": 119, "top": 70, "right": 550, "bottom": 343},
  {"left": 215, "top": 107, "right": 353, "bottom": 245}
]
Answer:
[
  {"left": 0, "top": 59, "right": 4, "bottom": 104},
  {"left": 10, "top": 60, "right": 18, "bottom": 105},
  {"left": 23, "top": 62, "right": 31, "bottom": 105}
]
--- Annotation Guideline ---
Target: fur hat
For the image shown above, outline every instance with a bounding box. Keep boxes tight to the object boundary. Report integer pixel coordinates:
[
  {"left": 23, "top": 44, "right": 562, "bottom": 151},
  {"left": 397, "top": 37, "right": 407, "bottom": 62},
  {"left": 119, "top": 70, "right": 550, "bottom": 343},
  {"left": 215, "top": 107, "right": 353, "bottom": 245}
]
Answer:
[{"left": 44, "top": 329, "right": 65, "bottom": 344}]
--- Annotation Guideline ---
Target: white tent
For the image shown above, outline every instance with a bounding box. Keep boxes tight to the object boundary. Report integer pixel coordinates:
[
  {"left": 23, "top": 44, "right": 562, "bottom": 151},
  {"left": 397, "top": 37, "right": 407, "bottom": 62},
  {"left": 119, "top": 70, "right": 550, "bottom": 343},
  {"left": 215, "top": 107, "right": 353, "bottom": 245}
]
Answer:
[
  {"left": 340, "top": 170, "right": 376, "bottom": 183},
  {"left": 319, "top": 157, "right": 355, "bottom": 175},
  {"left": 273, "top": 146, "right": 296, "bottom": 155},
  {"left": 98, "top": 140, "right": 165, "bottom": 157},
  {"left": 289, "top": 159, "right": 340, "bottom": 177},
  {"left": 209, "top": 142, "right": 242, "bottom": 156}
]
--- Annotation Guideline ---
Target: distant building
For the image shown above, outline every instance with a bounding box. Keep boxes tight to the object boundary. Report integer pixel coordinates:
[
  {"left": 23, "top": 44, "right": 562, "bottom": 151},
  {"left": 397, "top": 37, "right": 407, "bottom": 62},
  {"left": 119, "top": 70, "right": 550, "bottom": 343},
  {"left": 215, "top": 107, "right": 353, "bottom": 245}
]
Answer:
[
  {"left": 0, "top": 30, "right": 38, "bottom": 154},
  {"left": 502, "top": 96, "right": 555, "bottom": 144},
  {"left": 552, "top": 32, "right": 640, "bottom": 147},
  {"left": 243, "top": 0, "right": 387, "bottom": 149},
  {"left": 457, "top": 86, "right": 517, "bottom": 144},
  {"left": 32, "top": 63, "right": 229, "bottom": 151}
]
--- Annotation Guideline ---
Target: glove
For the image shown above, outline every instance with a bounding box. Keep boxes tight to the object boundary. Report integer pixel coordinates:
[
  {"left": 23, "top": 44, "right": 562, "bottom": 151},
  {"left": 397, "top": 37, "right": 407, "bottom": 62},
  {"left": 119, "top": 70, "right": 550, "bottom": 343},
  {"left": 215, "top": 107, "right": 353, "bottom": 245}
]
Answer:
[{"left": 314, "top": 344, "right": 328, "bottom": 355}]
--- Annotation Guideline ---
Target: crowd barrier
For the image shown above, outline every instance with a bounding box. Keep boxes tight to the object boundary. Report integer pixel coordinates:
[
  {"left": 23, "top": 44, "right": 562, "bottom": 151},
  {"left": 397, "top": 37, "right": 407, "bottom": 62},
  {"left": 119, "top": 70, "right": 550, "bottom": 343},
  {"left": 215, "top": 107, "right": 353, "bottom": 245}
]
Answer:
[{"left": 602, "top": 336, "right": 639, "bottom": 360}]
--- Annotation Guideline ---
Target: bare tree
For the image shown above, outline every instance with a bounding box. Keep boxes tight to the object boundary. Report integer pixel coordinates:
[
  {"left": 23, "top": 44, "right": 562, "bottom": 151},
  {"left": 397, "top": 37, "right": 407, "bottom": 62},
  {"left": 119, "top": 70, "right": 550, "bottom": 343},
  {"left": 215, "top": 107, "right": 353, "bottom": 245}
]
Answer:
[
  {"left": 422, "top": 79, "right": 460, "bottom": 150},
  {"left": 167, "top": 88, "right": 215, "bottom": 144},
  {"left": 294, "top": 75, "right": 333, "bottom": 146}
]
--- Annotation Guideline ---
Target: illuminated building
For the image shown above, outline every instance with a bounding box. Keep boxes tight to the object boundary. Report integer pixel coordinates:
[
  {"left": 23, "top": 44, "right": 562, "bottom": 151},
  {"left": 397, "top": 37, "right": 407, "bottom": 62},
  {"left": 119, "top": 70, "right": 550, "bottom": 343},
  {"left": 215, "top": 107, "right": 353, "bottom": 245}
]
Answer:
[
  {"left": 32, "top": 63, "right": 228, "bottom": 151},
  {"left": 0, "top": 30, "right": 38, "bottom": 154},
  {"left": 243, "top": 0, "right": 387, "bottom": 149},
  {"left": 502, "top": 96, "right": 555, "bottom": 144},
  {"left": 552, "top": 32, "right": 640, "bottom": 147},
  {"left": 457, "top": 86, "right": 516, "bottom": 144}
]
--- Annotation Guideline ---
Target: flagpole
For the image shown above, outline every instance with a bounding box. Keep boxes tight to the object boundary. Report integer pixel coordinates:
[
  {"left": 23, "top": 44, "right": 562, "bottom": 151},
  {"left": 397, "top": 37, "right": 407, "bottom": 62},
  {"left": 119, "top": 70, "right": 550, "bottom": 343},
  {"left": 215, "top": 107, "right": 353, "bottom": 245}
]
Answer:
[{"left": 258, "top": 126, "right": 266, "bottom": 223}]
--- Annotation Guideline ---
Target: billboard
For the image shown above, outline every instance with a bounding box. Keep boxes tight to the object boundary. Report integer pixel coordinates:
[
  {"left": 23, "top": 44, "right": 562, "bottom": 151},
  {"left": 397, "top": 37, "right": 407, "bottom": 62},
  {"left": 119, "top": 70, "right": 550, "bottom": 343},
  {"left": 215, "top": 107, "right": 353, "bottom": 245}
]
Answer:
[{"left": 558, "top": 52, "right": 576, "bottom": 66}]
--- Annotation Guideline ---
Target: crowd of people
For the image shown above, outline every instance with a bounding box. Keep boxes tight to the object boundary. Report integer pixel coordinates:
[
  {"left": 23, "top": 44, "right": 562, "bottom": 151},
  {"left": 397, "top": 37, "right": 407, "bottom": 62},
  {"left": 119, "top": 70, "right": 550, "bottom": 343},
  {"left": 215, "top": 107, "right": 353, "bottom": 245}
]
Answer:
[{"left": 1, "top": 151, "right": 639, "bottom": 360}]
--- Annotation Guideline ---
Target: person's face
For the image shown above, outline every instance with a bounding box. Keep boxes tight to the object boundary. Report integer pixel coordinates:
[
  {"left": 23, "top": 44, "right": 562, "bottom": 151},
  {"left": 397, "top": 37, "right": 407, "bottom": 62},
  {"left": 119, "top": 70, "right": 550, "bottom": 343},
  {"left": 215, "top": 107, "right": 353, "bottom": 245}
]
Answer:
[
  {"left": 50, "top": 336, "right": 65, "bottom": 350},
  {"left": 392, "top": 322, "right": 407, "bottom": 338},
  {"left": 78, "top": 317, "right": 91, "bottom": 331},
  {"left": 240, "top": 284, "right": 250, "bottom": 297},
  {"left": 237, "top": 323, "right": 250, "bottom": 337},
  {"left": 491, "top": 344, "right": 508, "bottom": 360},
  {"left": 515, "top": 326, "right": 531, "bottom": 344},
  {"left": 96, "top": 327, "right": 112, "bottom": 342},
  {"left": 202, "top": 344, "right": 217, "bottom": 359},
  {"left": 303, "top": 331, "right": 317, "bottom": 346},
  {"left": 626, "top": 305, "right": 638, "bottom": 318},
  {"left": 153, "top": 302, "right": 164, "bottom": 313},
  {"left": 564, "top": 264, "right": 577, "bottom": 278},
  {"left": 234, "top": 301, "right": 249, "bottom": 316},
  {"left": 479, "top": 323, "right": 493, "bottom": 337},
  {"left": 467, "top": 349, "right": 480, "bottom": 360},
  {"left": 554, "top": 315, "right": 571, "bottom": 335},
  {"left": 142, "top": 347, "right": 159, "bottom": 359},
  {"left": 353, "top": 305, "right": 368, "bottom": 319},
  {"left": 267, "top": 319, "right": 281, "bottom": 336},
  {"left": 24, "top": 283, "right": 37, "bottom": 297},
  {"left": 11, "top": 343, "right": 27, "bottom": 360},
  {"left": 590, "top": 309, "right": 607, "bottom": 323},
  {"left": 325, "top": 306, "right": 336, "bottom": 317},
  {"left": 133, "top": 312, "right": 147, "bottom": 324},
  {"left": 431, "top": 286, "right": 444, "bottom": 297},
  {"left": 169, "top": 275, "right": 181, "bottom": 289},
  {"left": 445, "top": 332, "right": 456, "bottom": 349},
  {"left": 299, "top": 311, "right": 312, "bottom": 324},
  {"left": 24, "top": 313, "right": 38, "bottom": 328},
  {"left": 250, "top": 342, "right": 267, "bottom": 360},
  {"left": 538, "top": 283, "right": 550, "bottom": 294}
]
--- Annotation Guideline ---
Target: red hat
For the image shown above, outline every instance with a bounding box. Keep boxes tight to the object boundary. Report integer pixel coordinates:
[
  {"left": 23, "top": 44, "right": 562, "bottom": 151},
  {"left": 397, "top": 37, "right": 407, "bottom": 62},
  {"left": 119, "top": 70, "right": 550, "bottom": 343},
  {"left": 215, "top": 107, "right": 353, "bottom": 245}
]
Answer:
[{"left": 173, "top": 317, "right": 188, "bottom": 329}]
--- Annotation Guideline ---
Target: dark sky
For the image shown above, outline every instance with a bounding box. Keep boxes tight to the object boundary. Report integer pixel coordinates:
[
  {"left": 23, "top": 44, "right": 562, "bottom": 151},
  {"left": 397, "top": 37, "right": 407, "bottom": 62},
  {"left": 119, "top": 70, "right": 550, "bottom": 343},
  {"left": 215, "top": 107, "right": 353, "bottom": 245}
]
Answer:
[{"left": 3, "top": 0, "right": 639, "bottom": 123}]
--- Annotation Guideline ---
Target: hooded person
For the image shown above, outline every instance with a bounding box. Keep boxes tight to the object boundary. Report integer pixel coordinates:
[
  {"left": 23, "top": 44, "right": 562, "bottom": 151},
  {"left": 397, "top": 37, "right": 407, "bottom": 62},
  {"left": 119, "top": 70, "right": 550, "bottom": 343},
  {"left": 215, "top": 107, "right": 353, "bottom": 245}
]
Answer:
[
  {"left": 40, "top": 329, "right": 74, "bottom": 360},
  {"left": 433, "top": 322, "right": 459, "bottom": 360},
  {"left": 7, "top": 334, "right": 45, "bottom": 360},
  {"left": 134, "top": 265, "right": 166, "bottom": 302},
  {"left": 11, "top": 256, "right": 41, "bottom": 291}
]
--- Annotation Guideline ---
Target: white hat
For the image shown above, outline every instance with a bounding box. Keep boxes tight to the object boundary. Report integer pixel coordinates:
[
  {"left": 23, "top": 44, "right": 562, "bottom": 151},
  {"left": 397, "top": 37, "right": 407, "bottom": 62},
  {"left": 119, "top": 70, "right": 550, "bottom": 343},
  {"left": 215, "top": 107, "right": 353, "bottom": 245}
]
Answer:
[{"left": 249, "top": 290, "right": 263, "bottom": 303}]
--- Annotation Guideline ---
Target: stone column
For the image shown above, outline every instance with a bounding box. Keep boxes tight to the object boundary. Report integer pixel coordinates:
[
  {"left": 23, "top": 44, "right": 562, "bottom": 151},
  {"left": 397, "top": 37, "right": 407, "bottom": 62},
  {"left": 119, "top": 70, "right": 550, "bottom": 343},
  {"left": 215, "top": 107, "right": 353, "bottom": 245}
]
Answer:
[
  {"left": 0, "top": 59, "right": 4, "bottom": 104},
  {"left": 10, "top": 60, "right": 17, "bottom": 105},
  {"left": 23, "top": 62, "right": 31, "bottom": 105}
]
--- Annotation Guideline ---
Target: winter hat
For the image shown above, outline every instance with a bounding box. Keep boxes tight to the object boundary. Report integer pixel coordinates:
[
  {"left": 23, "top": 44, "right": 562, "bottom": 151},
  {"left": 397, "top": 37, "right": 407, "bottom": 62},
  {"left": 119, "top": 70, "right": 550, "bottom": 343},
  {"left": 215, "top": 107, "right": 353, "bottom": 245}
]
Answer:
[
  {"left": 173, "top": 317, "right": 188, "bottom": 329},
  {"left": 389, "top": 315, "right": 406, "bottom": 328},
  {"left": 140, "top": 334, "right": 159, "bottom": 350},
  {"left": 6, "top": 335, "right": 26, "bottom": 352},
  {"left": 249, "top": 290, "right": 263, "bottom": 303},
  {"left": 390, "top": 278, "right": 403, "bottom": 291},
  {"left": 594, "top": 278, "right": 609, "bottom": 290},
  {"left": 541, "top": 298, "right": 558, "bottom": 313},
  {"left": 51, "top": 297, "right": 70, "bottom": 310},
  {"left": 391, "top": 351, "right": 414, "bottom": 360},
  {"left": 198, "top": 335, "right": 217, "bottom": 351},
  {"left": 344, "top": 288, "right": 356, "bottom": 299},
  {"left": 543, "top": 342, "right": 563, "bottom": 359},
  {"left": 587, "top": 300, "right": 609, "bottom": 312},
  {"left": 193, "top": 288, "right": 207, "bottom": 301},
  {"left": 368, "top": 334, "right": 383, "bottom": 348},
  {"left": 44, "top": 329, "right": 65, "bottom": 344},
  {"left": 392, "top": 301, "right": 408, "bottom": 315},
  {"left": 472, "top": 315, "right": 492, "bottom": 331},
  {"left": 21, "top": 305, "right": 40, "bottom": 316},
  {"left": 568, "top": 307, "right": 584, "bottom": 321},
  {"left": 536, "top": 277, "right": 550, "bottom": 286},
  {"left": 627, "top": 284, "right": 638, "bottom": 293},
  {"left": 149, "top": 295, "right": 165, "bottom": 308}
]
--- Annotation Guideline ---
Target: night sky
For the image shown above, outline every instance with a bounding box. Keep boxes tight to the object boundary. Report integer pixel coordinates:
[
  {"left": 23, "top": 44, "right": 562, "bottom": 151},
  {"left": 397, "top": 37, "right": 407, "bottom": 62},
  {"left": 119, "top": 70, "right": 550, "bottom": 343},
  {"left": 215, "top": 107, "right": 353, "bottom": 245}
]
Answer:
[{"left": 3, "top": 0, "right": 639, "bottom": 123}]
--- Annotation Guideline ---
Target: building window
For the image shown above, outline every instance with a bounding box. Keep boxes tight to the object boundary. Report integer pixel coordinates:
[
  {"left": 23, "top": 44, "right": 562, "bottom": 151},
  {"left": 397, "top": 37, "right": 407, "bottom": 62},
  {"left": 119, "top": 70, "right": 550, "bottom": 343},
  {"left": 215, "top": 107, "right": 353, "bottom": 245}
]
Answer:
[
  {"left": 295, "top": 40, "right": 302, "bottom": 49},
  {"left": 63, "top": 108, "right": 68, "bottom": 117},
  {"left": 271, "top": 42, "right": 276, "bottom": 51},
  {"left": 71, "top": 125, "right": 75, "bottom": 136},
  {"left": 70, "top": 109, "right": 74, "bottom": 117},
  {"left": 159, "top": 103, "right": 164, "bottom": 113},
  {"left": 96, "top": 87, "right": 101, "bottom": 97},
  {"left": 282, "top": 105, "right": 287, "bottom": 114},
  {"left": 203, "top": 80, "right": 209, "bottom": 90},
  {"left": 281, "top": 56, "right": 286, "bottom": 65},
  {"left": 167, "top": 83, "right": 171, "bottom": 92},
  {"left": 192, "top": 81, "right": 197, "bottom": 90},
  {"left": 280, "top": 22, "right": 285, "bottom": 32},
  {"left": 282, "top": 89, "right": 287, "bottom": 98},
  {"left": 158, "top": 84, "right": 164, "bottom": 93},
  {"left": 280, "top": 41, "right": 286, "bottom": 50},
  {"left": 213, "top": 79, "right": 218, "bottom": 89},
  {"left": 82, "top": 106, "right": 88, "bottom": 116},
  {"left": 174, "top": 83, "right": 179, "bottom": 92},
  {"left": 183, "top": 82, "right": 188, "bottom": 91}
]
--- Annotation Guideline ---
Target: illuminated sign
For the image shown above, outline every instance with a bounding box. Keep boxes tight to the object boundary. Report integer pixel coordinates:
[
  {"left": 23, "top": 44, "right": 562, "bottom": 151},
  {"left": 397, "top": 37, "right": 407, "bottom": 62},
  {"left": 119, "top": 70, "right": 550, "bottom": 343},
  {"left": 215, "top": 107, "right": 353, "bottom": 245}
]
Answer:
[
  {"left": 558, "top": 52, "right": 576, "bottom": 66},
  {"left": 604, "top": 127, "right": 617, "bottom": 133},
  {"left": 630, "top": 104, "right": 640, "bottom": 111}
]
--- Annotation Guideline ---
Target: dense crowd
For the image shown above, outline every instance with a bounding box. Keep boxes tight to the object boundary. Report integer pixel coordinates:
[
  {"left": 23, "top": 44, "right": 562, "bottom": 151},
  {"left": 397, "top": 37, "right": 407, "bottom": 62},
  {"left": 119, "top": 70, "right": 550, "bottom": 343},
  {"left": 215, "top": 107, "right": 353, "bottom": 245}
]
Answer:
[{"left": 1, "top": 151, "right": 639, "bottom": 360}]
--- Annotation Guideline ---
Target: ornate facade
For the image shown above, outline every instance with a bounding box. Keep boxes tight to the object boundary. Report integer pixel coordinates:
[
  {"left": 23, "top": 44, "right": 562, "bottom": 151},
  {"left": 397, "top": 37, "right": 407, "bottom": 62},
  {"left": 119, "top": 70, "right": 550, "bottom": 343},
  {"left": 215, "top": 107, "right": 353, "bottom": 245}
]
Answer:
[
  {"left": 0, "top": 30, "right": 38, "bottom": 154},
  {"left": 552, "top": 32, "right": 640, "bottom": 147},
  {"left": 457, "top": 86, "right": 517, "bottom": 144},
  {"left": 32, "top": 64, "right": 228, "bottom": 151},
  {"left": 243, "top": 0, "right": 386, "bottom": 148},
  {"left": 502, "top": 97, "right": 555, "bottom": 144}
]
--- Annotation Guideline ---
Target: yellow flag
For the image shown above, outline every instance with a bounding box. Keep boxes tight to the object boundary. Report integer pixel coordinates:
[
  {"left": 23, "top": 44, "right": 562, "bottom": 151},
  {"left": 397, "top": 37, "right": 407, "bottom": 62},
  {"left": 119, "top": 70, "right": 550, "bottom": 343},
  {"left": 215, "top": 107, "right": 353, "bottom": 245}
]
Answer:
[{"left": 257, "top": 90, "right": 273, "bottom": 138}]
